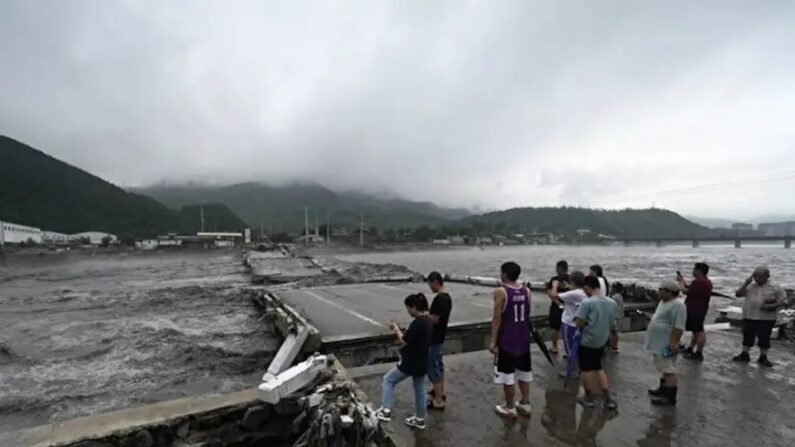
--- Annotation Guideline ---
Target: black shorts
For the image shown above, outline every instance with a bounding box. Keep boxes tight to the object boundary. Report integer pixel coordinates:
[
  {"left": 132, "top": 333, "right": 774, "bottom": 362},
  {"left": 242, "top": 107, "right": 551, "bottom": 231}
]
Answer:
[
  {"left": 549, "top": 303, "right": 563, "bottom": 330},
  {"left": 578, "top": 346, "right": 605, "bottom": 372},
  {"left": 742, "top": 319, "right": 776, "bottom": 350},
  {"left": 493, "top": 349, "right": 533, "bottom": 385},
  {"left": 686, "top": 313, "right": 706, "bottom": 332}
]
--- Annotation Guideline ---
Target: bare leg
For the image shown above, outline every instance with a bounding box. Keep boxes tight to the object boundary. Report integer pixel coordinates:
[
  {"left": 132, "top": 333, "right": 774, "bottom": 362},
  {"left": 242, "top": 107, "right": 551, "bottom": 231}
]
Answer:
[
  {"left": 581, "top": 371, "right": 594, "bottom": 394},
  {"left": 550, "top": 329, "right": 559, "bottom": 352},
  {"left": 663, "top": 373, "right": 678, "bottom": 387},
  {"left": 504, "top": 384, "right": 516, "bottom": 408},
  {"left": 597, "top": 370, "right": 609, "bottom": 395},
  {"left": 695, "top": 332, "right": 706, "bottom": 352},
  {"left": 432, "top": 379, "right": 444, "bottom": 406},
  {"left": 518, "top": 381, "right": 531, "bottom": 403}
]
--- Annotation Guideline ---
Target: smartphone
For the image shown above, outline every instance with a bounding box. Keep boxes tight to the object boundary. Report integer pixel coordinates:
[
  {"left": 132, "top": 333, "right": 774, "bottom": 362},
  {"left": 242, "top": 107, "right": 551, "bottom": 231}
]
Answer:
[{"left": 676, "top": 270, "right": 682, "bottom": 277}]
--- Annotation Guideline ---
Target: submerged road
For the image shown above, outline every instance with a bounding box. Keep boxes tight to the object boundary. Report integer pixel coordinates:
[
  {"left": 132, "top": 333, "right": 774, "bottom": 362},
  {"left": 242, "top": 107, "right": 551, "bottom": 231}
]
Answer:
[{"left": 352, "top": 329, "right": 795, "bottom": 447}]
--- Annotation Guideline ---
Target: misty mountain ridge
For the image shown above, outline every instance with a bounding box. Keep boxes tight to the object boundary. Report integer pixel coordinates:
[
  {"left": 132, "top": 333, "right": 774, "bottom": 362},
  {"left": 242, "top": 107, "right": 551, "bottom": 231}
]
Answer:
[
  {"left": 3, "top": 134, "right": 721, "bottom": 239},
  {"left": 0, "top": 135, "right": 245, "bottom": 238},
  {"left": 133, "top": 182, "right": 472, "bottom": 231}
]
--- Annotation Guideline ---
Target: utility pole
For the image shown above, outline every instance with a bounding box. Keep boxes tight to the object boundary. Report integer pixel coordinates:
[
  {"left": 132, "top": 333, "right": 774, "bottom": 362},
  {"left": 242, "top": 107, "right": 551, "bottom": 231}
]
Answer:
[
  {"left": 200, "top": 207, "right": 205, "bottom": 233},
  {"left": 359, "top": 211, "right": 364, "bottom": 247},
  {"left": 260, "top": 221, "right": 264, "bottom": 241},
  {"left": 314, "top": 211, "right": 319, "bottom": 237},
  {"left": 326, "top": 210, "right": 330, "bottom": 244},
  {"left": 304, "top": 206, "right": 309, "bottom": 239}
]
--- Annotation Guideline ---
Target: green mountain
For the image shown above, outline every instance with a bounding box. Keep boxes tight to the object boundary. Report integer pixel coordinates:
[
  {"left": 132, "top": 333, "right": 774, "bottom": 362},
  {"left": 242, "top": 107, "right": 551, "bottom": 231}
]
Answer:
[
  {"left": 0, "top": 136, "right": 246, "bottom": 239},
  {"left": 135, "top": 183, "right": 471, "bottom": 232},
  {"left": 461, "top": 207, "right": 714, "bottom": 239}
]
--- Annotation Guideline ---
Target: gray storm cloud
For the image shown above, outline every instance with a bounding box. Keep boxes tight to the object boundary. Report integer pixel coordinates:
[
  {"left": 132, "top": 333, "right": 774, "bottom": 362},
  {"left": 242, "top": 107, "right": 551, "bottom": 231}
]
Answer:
[{"left": 1, "top": 0, "right": 794, "bottom": 218}]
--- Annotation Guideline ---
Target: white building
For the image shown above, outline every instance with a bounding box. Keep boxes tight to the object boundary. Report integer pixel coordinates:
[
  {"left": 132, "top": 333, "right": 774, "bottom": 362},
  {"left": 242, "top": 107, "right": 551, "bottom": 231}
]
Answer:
[
  {"left": 42, "top": 231, "right": 70, "bottom": 245},
  {"left": 0, "top": 221, "right": 43, "bottom": 245},
  {"left": 70, "top": 231, "right": 118, "bottom": 245}
]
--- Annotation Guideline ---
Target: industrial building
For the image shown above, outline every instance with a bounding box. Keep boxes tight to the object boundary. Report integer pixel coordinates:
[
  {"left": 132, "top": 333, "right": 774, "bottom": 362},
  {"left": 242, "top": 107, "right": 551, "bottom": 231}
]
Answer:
[
  {"left": 0, "top": 221, "right": 43, "bottom": 245},
  {"left": 757, "top": 221, "right": 795, "bottom": 237}
]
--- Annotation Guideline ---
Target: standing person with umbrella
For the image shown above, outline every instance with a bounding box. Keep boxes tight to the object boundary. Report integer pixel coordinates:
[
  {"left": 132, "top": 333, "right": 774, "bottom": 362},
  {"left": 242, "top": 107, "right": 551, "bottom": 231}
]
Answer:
[
  {"left": 574, "top": 275, "right": 618, "bottom": 409},
  {"left": 490, "top": 261, "right": 533, "bottom": 419}
]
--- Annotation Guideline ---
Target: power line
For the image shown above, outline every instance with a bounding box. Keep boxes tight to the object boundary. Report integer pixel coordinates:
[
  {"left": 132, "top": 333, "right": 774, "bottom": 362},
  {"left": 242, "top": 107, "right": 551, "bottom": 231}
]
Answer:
[{"left": 600, "top": 170, "right": 795, "bottom": 203}]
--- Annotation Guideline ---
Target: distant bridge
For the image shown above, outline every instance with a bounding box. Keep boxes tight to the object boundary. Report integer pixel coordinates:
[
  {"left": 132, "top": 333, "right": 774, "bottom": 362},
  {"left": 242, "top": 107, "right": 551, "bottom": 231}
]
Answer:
[{"left": 614, "top": 235, "right": 792, "bottom": 248}]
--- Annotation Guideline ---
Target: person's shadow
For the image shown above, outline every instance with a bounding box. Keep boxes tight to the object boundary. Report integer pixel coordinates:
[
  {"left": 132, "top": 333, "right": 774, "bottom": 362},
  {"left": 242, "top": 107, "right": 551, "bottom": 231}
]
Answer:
[
  {"left": 541, "top": 384, "right": 616, "bottom": 447},
  {"left": 541, "top": 385, "right": 579, "bottom": 444},
  {"left": 636, "top": 413, "right": 676, "bottom": 447}
]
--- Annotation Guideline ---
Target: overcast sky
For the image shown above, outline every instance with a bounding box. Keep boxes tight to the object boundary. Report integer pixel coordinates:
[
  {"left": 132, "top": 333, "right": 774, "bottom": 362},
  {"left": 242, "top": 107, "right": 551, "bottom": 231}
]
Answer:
[{"left": 1, "top": 1, "right": 794, "bottom": 219}]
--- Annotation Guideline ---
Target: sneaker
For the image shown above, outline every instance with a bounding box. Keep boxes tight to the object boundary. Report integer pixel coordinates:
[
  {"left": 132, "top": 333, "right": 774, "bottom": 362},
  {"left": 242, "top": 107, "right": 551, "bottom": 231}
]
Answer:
[
  {"left": 374, "top": 408, "right": 392, "bottom": 422},
  {"left": 604, "top": 396, "right": 618, "bottom": 410},
  {"left": 681, "top": 346, "right": 693, "bottom": 355},
  {"left": 577, "top": 394, "right": 596, "bottom": 408},
  {"left": 684, "top": 351, "right": 704, "bottom": 361},
  {"left": 757, "top": 356, "right": 773, "bottom": 368},
  {"left": 494, "top": 404, "right": 518, "bottom": 419},
  {"left": 516, "top": 401, "right": 532, "bottom": 417},
  {"left": 733, "top": 352, "right": 751, "bottom": 363},
  {"left": 403, "top": 416, "right": 426, "bottom": 430}
]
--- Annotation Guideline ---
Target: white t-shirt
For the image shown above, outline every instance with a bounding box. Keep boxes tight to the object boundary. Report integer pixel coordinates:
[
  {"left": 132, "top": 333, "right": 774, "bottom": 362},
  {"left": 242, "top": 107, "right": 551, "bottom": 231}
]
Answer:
[
  {"left": 598, "top": 277, "right": 608, "bottom": 296},
  {"left": 558, "top": 289, "right": 587, "bottom": 327}
]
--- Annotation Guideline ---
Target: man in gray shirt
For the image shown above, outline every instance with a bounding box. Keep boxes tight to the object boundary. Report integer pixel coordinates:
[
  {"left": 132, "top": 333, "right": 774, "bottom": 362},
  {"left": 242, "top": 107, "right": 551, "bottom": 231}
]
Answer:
[
  {"left": 574, "top": 275, "right": 618, "bottom": 410},
  {"left": 732, "top": 266, "right": 787, "bottom": 367},
  {"left": 643, "top": 281, "right": 686, "bottom": 406}
]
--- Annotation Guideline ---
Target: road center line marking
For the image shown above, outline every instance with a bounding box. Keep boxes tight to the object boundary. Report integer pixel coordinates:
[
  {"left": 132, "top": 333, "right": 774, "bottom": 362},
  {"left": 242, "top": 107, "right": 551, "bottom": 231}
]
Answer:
[
  {"left": 303, "top": 290, "right": 387, "bottom": 329},
  {"left": 470, "top": 300, "right": 493, "bottom": 309}
]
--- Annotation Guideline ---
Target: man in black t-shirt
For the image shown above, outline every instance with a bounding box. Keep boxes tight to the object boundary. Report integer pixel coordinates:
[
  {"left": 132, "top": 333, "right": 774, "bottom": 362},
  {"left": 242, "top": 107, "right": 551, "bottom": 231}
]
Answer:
[
  {"left": 547, "top": 260, "right": 572, "bottom": 355},
  {"left": 426, "top": 271, "right": 452, "bottom": 410}
]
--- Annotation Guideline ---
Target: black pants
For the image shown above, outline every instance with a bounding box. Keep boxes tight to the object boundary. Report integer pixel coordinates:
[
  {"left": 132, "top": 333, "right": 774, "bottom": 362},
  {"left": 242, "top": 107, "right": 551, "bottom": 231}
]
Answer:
[{"left": 742, "top": 319, "right": 775, "bottom": 350}]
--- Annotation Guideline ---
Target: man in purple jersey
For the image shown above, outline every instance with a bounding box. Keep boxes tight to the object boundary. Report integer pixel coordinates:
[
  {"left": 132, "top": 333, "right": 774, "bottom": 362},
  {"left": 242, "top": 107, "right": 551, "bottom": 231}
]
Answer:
[{"left": 489, "top": 261, "right": 533, "bottom": 419}]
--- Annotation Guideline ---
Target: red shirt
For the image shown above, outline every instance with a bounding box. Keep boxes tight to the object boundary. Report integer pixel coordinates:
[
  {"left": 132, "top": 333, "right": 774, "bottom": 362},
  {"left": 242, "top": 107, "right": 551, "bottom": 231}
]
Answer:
[{"left": 685, "top": 277, "right": 713, "bottom": 316}]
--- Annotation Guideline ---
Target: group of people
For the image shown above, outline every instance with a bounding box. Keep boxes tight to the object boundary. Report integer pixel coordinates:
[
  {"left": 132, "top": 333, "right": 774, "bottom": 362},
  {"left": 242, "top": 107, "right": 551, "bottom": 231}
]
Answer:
[{"left": 373, "top": 260, "right": 789, "bottom": 430}]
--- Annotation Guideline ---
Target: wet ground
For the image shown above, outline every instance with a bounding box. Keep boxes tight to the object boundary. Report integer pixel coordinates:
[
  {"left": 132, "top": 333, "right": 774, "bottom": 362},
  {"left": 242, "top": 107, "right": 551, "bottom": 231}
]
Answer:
[
  {"left": 0, "top": 251, "right": 276, "bottom": 432},
  {"left": 353, "top": 329, "right": 795, "bottom": 447}
]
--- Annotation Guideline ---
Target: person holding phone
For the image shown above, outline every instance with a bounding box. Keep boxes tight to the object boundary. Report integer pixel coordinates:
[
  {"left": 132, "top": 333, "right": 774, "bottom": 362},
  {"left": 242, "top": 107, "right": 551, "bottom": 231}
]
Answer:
[
  {"left": 732, "top": 266, "right": 786, "bottom": 367},
  {"left": 677, "top": 263, "right": 713, "bottom": 361},
  {"left": 375, "top": 294, "right": 433, "bottom": 430}
]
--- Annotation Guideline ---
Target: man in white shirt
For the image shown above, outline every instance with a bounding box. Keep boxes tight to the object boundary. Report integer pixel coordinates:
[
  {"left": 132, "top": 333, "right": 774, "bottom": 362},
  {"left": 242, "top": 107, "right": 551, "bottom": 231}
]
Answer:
[
  {"left": 732, "top": 266, "right": 787, "bottom": 367},
  {"left": 550, "top": 270, "right": 587, "bottom": 374}
]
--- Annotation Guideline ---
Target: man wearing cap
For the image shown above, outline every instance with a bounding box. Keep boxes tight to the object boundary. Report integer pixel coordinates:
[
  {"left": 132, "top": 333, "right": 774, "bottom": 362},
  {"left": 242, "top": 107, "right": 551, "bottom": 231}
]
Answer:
[
  {"left": 732, "top": 266, "right": 787, "bottom": 367},
  {"left": 642, "top": 281, "right": 686, "bottom": 406}
]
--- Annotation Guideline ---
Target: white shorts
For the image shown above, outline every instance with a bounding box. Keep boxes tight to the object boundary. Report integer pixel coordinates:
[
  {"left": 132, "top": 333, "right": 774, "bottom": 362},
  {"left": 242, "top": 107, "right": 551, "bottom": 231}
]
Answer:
[
  {"left": 653, "top": 354, "right": 677, "bottom": 375},
  {"left": 493, "top": 350, "right": 534, "bottom": 385}
]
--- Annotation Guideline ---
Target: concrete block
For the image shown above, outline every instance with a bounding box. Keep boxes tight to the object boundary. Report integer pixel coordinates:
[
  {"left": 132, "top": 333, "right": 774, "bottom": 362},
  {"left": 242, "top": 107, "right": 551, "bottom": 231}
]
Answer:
[
  {"left": 241, "top": 405, "right": 273, "bottom": 430},
  {"left": 175, "top": 420, "right": 190, "bottom": 438},
  {"left": 260, "top": 354, "right": 328, "bottom": 404},
  {"left": 72, "top": 442, "right": 114, "bottom": 447},
  {"left": 262, "top": 325, "right": 310, "bottom": 381},
  {"left": 274, "top": 398, "right": 303, "bottom": 416},
  {"left": 126, "top": 429, "right": 154, "bottom": 447}
]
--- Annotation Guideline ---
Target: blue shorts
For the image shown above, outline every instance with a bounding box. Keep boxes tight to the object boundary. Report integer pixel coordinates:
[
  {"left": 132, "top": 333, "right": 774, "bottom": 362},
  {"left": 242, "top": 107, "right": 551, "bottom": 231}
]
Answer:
[{"left": 428, "top": 343, "right": 444, "bottom": 383}]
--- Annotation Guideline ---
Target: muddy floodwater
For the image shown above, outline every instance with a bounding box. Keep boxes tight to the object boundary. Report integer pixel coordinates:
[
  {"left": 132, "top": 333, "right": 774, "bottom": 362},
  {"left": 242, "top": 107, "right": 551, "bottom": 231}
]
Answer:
[{"left": 0, "top": 250, "right": 275, "bottom": 432}]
